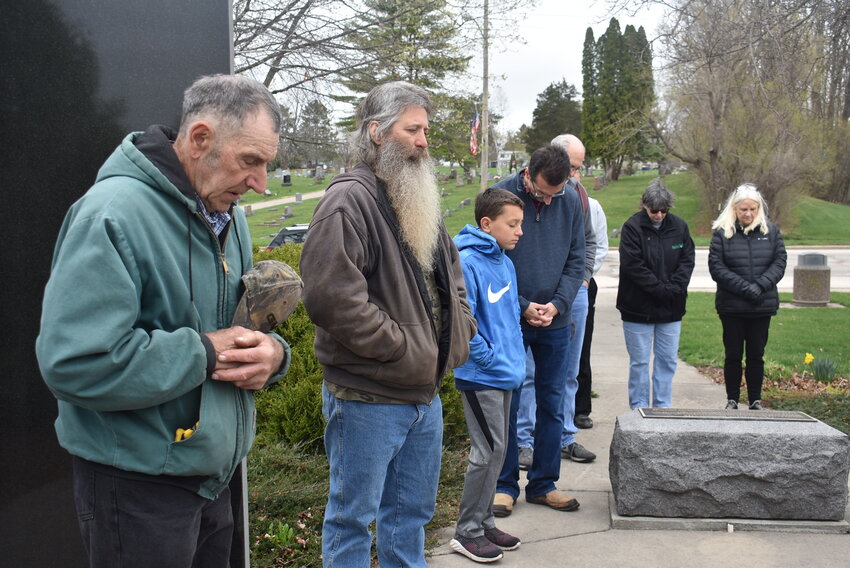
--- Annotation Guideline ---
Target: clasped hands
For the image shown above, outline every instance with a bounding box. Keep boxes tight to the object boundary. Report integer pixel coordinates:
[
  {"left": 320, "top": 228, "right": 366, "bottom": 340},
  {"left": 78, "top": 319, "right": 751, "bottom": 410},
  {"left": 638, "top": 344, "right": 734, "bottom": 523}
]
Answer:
[
  {"left": 203, "top": 327, "right": 284, "bottom": 391},
  {"left": 523, "top": 302, "right": 559, "bottom": 327}
]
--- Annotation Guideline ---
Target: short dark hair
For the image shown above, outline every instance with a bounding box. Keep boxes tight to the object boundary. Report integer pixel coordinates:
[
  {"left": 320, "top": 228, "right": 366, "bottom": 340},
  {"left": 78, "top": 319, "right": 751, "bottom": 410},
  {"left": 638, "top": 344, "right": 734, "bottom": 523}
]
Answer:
[
  {"left": 475, "top": 187, "right": 524, "bottom": 226},
  {"left": 528, "top": 145, "right": 571, "bottom": 187},
  {"left": 640, "top": 178, "right": 675, "bottom": 210}
]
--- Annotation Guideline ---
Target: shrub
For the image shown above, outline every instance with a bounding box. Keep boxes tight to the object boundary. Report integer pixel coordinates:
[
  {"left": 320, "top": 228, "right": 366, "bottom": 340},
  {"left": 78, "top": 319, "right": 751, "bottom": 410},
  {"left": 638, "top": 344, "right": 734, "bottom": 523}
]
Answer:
[{"left": 440, "top": 374, "right": 470, "bottom": 450}]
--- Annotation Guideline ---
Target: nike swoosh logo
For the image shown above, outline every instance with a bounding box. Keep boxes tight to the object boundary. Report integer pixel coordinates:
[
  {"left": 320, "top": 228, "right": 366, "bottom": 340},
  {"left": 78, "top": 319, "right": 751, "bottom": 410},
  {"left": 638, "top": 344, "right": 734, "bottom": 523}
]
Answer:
[{"left": 487, "top": 282, "right": 511, "bottom": 303}]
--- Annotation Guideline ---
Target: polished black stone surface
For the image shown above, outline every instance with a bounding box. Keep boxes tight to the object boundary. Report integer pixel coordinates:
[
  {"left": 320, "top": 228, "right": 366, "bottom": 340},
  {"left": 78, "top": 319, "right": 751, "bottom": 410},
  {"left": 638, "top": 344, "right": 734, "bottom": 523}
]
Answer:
[{"left": 0, "top": 1, "right": 231, "bottom": 564}]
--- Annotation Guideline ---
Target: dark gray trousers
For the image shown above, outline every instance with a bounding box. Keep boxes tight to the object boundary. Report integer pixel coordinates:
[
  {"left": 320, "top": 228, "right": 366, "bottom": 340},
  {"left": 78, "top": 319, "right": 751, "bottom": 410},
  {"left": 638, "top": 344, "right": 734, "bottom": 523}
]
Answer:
[
  {"left": 72, "top": 457, "right": 233, "bottom": 568},
  {"left": 456, "top": 389, "right": 512, "bottom": 538}
]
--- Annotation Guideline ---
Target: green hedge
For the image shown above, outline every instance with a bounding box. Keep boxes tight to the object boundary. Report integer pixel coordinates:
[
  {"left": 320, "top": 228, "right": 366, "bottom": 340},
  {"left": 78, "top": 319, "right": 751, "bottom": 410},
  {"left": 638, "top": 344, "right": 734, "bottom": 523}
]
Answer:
[{"left": 252, "top": 244, "right": 469, "bottom": 452}]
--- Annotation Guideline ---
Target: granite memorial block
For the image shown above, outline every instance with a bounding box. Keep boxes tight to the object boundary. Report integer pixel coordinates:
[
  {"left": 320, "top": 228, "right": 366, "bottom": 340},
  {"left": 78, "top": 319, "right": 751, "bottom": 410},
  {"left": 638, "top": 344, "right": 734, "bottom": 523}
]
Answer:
[{"left": 610, "top": 409, "right": 850, "bottom": 521}]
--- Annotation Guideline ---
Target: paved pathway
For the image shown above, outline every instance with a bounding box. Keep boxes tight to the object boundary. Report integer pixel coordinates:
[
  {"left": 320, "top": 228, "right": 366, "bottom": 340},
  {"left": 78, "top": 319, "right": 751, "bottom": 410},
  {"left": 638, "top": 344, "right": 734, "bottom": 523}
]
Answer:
[
  {"left": 598, "top": 247, "right": 850, "bottom": 293},
  {"left": 427, "top": 266, "right": 850, "bottom": 567},
  {"left": 242, "top": 189, "right": 326, "bottom": 212}
]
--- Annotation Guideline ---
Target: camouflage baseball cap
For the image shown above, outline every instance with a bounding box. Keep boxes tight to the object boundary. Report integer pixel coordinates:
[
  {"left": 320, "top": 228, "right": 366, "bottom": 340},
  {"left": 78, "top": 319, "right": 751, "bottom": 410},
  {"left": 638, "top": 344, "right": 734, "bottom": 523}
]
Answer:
[{"left": 231, "top": 260, "right": 303, "bottom": 332}]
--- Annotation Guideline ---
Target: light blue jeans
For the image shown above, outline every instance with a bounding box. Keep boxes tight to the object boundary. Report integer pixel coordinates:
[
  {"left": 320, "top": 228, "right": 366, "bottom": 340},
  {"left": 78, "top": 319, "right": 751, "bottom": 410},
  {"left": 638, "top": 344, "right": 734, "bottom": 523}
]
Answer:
[
  {"left": 622, "top": 320, "right": 682, "bottom": 408},
  {"left": 517, "top": 285, "right": 587, "bottom": 448},
  {"left": 321, "top": 385, "right": 443, "bottom": 568}
]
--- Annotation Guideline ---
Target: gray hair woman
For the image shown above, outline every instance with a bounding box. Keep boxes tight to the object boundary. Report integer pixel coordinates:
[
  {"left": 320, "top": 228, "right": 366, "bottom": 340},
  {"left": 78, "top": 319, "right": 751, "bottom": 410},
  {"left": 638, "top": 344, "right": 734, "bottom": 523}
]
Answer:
[
  {"left": 616, "top": 179, "right": 696, "bottom": 409},
  {"left": 708, "top": 184, "right": 787, "bottom": 410}
]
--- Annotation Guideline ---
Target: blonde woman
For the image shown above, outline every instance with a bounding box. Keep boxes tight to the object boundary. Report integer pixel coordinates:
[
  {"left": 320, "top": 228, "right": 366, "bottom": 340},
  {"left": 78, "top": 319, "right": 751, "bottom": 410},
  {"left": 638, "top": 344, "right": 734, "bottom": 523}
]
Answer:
[{"left": 708, "top": 184, "right": 787, "bottom": 410}]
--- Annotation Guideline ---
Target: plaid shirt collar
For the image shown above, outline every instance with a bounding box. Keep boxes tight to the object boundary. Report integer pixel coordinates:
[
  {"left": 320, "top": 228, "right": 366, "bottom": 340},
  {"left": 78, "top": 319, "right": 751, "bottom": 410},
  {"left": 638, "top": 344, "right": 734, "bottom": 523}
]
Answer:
[{"left": 194, "top": 196, "right": 232, "bottom": 235}]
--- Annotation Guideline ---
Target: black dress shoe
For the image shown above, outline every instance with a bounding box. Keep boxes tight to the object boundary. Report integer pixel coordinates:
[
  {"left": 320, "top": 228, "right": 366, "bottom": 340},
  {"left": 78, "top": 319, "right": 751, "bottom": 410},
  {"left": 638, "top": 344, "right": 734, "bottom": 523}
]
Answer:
[{"left": 574, "top": 414, "right": 593, "bottom": 429}]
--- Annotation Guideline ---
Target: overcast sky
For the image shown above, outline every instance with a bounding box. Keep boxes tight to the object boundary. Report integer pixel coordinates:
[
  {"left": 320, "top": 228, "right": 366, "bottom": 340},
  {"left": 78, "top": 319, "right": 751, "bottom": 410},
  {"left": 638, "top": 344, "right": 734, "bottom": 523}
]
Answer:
[{"left": 483, "top": 0, "right": 664, "bottom": 132}]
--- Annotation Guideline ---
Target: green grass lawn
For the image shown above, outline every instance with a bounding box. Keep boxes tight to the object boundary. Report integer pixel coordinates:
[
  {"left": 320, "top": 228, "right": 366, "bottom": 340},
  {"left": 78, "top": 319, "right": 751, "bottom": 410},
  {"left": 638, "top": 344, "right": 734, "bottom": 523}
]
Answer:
[
  {"left": 679, "top": 292, "right": 850, "bottom": 376},
  {"left": 246, "top": 169, "right": 488, "bottom": 246},
  {"left": 784, "top": 195, "right": 850, "bottom": 245},
  {"left": 246, "top": 169, "right": 850, "bottom": 248},
  {"left": 678, "top": 290, "right": 850, "bottom": 436},
  {"left": 591, "top": 171, "right": 706, "bottom": 245}
]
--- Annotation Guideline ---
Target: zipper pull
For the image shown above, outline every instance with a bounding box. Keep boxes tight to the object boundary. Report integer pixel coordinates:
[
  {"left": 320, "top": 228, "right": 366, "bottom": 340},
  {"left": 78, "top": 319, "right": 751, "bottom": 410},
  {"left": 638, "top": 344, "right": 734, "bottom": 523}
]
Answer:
[{"left": 221, "top": 253, "right": 229, "bottom": 274}]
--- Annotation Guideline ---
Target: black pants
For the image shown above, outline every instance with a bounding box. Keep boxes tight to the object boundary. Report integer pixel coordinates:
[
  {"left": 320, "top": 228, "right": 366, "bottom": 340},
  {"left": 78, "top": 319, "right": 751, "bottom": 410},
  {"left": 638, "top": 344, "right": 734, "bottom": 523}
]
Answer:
[
  {"left": 720, "top": 315, "right": 772, "bottom": 403},
  {"left": 575, "top": 278, "right": 598, "bottom": 416},
  {"left": 72, "top": 457, "right": 234, "bottom": 568}
]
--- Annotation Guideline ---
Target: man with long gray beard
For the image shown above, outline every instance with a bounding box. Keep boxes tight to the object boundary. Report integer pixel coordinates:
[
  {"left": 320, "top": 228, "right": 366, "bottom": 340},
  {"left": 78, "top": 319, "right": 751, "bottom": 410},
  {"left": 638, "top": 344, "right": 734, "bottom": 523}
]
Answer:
[{"left": 300, "top": 81, "right": 477, "bottom": 567}]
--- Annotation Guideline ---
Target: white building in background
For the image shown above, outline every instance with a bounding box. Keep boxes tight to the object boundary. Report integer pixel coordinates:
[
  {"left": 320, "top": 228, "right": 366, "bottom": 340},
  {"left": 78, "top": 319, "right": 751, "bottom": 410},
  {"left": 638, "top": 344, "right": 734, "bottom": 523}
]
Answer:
[{"left": 497, "top": 150, "right": 527, "bottom": 174}]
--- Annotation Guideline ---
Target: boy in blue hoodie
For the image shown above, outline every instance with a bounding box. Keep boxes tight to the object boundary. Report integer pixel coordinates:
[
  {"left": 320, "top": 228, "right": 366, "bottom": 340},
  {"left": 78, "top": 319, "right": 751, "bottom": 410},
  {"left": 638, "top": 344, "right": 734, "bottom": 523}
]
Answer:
[{"left": 450, "top": 188, "right": 526, "bottom": 563}]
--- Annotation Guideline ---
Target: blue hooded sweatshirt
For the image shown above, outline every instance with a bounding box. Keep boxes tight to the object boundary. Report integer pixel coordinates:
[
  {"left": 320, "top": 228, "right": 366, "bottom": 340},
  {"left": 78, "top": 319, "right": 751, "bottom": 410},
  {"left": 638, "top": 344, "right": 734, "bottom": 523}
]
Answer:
[{"left": 452, "top": 225, "right": 525, "bottom": 391}]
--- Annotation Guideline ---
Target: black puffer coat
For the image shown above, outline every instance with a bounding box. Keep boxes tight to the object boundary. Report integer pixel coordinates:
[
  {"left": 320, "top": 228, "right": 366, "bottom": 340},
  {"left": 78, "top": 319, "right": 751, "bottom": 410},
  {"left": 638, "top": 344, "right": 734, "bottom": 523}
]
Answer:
[
  {"left": 617, "top": 211, "right": 696, "bottom": 323},
  {"left": 708, "top": 222, "right": 787, "bottom": 317}
]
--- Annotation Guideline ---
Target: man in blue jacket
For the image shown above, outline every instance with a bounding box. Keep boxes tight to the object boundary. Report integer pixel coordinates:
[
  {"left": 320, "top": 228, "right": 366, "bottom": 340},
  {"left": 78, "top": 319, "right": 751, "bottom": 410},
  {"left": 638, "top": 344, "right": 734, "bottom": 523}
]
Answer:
[
  {"left": 490, "top": 145, "right": 586, "bottom": 516},
  {"left": 36, "top": 75, "right": 290, "bottom": 567}
]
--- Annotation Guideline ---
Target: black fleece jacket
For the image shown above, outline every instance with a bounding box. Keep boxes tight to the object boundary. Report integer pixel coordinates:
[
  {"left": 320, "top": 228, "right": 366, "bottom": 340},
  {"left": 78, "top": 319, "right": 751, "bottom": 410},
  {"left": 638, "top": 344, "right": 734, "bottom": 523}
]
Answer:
[{"left": 616, "top": 210, "right": 695, "bottom": 323}]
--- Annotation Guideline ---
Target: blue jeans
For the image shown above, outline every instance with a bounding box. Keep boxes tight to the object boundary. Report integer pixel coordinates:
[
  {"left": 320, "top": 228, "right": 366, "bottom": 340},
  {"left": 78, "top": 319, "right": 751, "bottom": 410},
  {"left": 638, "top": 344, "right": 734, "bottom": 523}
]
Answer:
[
  {"left": 622, "top": 320, "right": 682, "bottom": 408},
  {"left": 321, "top": 385, "right": 443, "bottom": 568},
  {"left": 497, "top": 326, "right": 569, "bottom": 500},
  {"left": 516, "top": 285, "right": 587, "bottom": 448}
]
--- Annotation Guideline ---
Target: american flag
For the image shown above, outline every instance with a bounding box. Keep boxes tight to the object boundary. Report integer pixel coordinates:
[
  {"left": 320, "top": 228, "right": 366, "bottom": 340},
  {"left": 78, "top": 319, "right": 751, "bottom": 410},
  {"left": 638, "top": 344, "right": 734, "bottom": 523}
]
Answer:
[{"left": 469, "top": 107, "right": 480, "bottom": 156}]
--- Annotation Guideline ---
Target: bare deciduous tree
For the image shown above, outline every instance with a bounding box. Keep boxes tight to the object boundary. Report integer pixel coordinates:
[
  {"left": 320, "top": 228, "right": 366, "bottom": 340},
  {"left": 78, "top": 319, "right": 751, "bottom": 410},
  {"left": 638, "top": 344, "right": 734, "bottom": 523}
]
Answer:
[{"left": 608, "top": 0, "right": 850, "bottom": 222}]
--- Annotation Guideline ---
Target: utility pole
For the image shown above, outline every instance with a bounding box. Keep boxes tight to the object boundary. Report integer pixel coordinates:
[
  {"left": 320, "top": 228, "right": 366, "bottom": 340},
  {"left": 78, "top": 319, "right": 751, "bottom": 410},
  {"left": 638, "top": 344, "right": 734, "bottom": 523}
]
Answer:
[{"left": 479, "top": 0, "right": 490, "bottom": 192}]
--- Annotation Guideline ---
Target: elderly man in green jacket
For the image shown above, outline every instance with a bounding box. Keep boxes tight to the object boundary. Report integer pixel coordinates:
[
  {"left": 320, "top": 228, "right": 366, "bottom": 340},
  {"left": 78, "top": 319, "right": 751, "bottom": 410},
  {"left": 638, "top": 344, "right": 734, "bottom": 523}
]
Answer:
[{"left": 36, "top": 75, "right": 290, "bottom": 568}]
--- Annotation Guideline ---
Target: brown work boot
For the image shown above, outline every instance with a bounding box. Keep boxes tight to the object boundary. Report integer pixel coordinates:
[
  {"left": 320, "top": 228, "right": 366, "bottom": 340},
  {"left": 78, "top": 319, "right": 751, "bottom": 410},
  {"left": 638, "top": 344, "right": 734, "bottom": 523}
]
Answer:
[
  {"left": 492, "top": 492, "right": 516, "bottom": 517},
  {"left": 526, "top": 489, "right": 580, "bottom": 512}
]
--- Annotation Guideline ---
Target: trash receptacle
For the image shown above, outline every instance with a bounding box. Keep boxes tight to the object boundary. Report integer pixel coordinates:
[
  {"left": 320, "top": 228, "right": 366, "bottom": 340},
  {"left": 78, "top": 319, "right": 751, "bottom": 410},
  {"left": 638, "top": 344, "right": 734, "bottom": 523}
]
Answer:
[{"left": 792, "top": 253, "right": 830, "bottom": 306}]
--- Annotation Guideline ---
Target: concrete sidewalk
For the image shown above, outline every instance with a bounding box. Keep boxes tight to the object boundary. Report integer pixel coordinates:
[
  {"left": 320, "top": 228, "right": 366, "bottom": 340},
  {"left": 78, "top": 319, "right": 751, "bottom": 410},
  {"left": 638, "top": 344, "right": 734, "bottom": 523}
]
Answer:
[
  {"left": 242, "top": 189, "right": 326, "bottom": 212},
  {"left": 428, "top": 283, "right": 850, "bottom": 568}
]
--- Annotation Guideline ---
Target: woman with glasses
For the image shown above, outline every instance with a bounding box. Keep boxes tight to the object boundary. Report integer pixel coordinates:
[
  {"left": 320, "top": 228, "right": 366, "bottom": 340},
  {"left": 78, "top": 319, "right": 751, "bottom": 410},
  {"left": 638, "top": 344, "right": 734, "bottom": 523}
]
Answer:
[
  {"left": 708, "top": 184, "right": 786, "bottom": 410},
  {"left": 616, "top": 179, "right": 695, "bottom": 409}
]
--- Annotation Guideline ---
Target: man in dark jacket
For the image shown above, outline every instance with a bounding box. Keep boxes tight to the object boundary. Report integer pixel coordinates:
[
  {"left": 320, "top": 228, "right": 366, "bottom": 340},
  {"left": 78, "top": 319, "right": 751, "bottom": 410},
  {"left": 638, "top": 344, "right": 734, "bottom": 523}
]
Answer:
[
  {"left": 514, "top": 134, "right": 598, "bottom": 467},
  {"left": 489, "top": 145, "right": 586, "bottom": 517},
  {"left": 616, "top": 179, "right": 695, "bottom": 409},
  {"left": 300, "top": 81, "right": 477, "bottom": 567}
]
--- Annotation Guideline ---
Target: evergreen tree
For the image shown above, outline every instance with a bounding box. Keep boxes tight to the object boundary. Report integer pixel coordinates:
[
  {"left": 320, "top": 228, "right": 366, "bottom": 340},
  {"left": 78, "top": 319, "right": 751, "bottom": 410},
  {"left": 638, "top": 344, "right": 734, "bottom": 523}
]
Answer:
[
  {"left": 427, "top": 93, "right": 481, "bottom": 172},
  {"left": 341, "top": 0, "right": 469, "bottom": 94},
  {"left": 581, "top": 27, "right": 599, "bottom": 161},
  {"left": 288, "top": 100, "right": 338, "bottom": 168},
  {"left": 523, "top": 80, "right": 582, "bottom": 154},
  {"left": 581, "top": 18, "right": 654, "bottom": 180}
]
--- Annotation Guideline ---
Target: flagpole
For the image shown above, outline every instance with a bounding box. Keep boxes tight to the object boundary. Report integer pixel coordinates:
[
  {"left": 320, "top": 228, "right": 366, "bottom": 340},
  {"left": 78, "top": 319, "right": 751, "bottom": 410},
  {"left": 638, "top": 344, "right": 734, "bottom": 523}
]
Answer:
[{"left": 479, "top": 0, "right": 489, "bottom": 193}]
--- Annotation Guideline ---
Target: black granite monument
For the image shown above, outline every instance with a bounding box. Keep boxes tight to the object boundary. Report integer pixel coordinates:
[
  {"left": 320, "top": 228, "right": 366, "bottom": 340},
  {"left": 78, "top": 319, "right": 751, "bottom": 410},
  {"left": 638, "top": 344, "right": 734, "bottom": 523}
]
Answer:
[{"left": 0, "top": 1, "right": 234, "bottom": 564}]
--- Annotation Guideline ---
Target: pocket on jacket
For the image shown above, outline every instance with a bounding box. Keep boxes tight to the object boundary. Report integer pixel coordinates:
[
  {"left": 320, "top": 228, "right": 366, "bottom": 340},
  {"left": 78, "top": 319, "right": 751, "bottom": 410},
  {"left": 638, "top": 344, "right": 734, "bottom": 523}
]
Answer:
[
  {"left": 162, "top": 381, "right": 246, "bottom": 478},
  {"left": 372, "top": 321, "right": 438, "bottom": 388}
]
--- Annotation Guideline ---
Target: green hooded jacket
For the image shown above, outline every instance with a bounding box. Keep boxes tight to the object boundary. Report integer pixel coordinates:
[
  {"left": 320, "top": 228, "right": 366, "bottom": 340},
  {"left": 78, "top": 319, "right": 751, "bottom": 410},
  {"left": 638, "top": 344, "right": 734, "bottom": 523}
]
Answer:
[{"left": 36, "top": 128, "right": 289, "bottom": 499}]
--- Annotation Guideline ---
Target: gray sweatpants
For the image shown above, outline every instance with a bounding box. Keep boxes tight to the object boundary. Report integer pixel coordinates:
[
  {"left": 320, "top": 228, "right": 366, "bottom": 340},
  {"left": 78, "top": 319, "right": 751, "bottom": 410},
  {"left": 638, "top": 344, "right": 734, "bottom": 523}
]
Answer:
[{"left": 456, "top": 388, "right": 512, "bottom": 538}]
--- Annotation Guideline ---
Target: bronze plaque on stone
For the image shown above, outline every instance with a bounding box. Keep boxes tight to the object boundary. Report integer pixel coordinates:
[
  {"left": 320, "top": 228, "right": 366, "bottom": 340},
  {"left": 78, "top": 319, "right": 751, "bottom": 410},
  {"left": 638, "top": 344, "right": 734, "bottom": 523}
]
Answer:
[{"left": 638, "top": 408, "right": 816, "bottom": 422}]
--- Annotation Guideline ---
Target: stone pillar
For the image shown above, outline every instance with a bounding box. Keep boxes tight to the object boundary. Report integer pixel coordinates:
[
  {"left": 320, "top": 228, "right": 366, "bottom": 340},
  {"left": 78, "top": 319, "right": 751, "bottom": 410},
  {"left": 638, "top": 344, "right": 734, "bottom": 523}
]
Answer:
[{"left": 793, "top": 253, "right": 831, "bottom": 306}]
